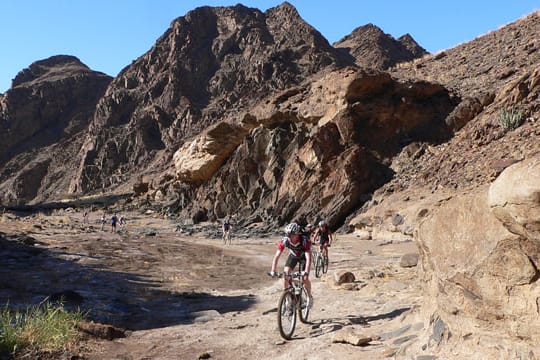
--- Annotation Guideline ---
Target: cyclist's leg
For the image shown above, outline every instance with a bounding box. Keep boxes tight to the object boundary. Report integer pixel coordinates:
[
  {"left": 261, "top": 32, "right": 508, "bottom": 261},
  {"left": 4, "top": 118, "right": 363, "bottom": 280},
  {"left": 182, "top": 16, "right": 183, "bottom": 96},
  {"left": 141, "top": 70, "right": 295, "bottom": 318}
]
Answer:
[
  {"left": 284, "top": 255, "right": 297, "bottom": 290},
  {"left": 300, "top": 257, "right": 312, "bottom": 298},
  {"left": 322, "top": 241, "right": 328, "bottom": 258}
]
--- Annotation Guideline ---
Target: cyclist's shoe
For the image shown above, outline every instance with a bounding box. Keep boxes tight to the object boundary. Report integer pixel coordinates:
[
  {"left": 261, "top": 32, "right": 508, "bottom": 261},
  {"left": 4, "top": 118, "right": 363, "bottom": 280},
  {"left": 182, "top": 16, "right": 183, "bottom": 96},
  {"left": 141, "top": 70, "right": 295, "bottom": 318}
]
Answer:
[{"left": 307, "top": 296, "right": 314, "bottom": 309}]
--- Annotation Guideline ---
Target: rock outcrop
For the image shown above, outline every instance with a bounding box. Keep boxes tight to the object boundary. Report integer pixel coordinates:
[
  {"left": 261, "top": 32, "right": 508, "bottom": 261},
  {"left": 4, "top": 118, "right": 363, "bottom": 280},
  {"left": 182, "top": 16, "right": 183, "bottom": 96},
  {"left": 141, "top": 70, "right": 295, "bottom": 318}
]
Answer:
[
  {"left": 69, "top": 2, "right": 351, "bottom": 194},
  {"left": 164, "top": 67, "right": 456, "bottom": 228},
  {"left": 334, "top": 24, "right": 428, "bottom": 70},
  {"left": 0, "top": 56, "right": 111, "bottom": 205},
  {"left": 415, "top": 156, "right": 540, "bottom": 357}
]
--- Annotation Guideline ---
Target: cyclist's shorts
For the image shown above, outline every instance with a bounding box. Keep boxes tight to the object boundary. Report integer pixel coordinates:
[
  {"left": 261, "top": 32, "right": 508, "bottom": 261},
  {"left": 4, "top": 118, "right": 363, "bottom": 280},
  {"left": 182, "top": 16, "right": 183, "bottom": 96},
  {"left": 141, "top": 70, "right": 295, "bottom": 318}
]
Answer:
[
  {"left": 318, "top": 236, "right": 329, "bottom": 246},
  {"left": 285, "top": 254, "right": 306, "bottom": 271}
]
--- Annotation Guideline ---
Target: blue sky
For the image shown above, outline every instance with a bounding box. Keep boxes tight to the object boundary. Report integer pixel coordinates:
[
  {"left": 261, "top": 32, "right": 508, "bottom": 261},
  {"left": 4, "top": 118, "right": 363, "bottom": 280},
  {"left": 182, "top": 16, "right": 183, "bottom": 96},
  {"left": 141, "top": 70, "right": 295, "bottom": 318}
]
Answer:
[{"left": 1, "top": 1, "right": 538, "bottom": 93}]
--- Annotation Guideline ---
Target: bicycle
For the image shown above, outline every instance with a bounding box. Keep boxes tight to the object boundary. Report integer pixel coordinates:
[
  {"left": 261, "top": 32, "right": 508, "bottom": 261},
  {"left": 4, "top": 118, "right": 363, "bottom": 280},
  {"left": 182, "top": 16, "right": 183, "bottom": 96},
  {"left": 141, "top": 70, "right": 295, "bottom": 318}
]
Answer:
[
  {"left": 312, "top": 245, "right": 329, "bottom": 278},
  {"left": 268, "top": 272, "right": 310, "bottom": 340}
]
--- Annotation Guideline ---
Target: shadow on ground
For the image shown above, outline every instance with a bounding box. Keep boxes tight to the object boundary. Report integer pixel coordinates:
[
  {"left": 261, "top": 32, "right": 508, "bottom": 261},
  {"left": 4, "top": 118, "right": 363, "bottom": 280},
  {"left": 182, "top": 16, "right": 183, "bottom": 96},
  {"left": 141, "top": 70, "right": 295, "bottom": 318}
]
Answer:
[{"left": 0, "top": 232, "right": 257, "bottom": 331}]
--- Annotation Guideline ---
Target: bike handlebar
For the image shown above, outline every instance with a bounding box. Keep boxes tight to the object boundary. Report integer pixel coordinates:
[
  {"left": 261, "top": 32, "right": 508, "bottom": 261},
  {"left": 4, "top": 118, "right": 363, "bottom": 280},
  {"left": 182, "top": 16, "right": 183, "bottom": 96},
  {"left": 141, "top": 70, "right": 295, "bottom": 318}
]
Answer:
[{"left": 268, "top": 272, "right": 304, "bottom": 278}]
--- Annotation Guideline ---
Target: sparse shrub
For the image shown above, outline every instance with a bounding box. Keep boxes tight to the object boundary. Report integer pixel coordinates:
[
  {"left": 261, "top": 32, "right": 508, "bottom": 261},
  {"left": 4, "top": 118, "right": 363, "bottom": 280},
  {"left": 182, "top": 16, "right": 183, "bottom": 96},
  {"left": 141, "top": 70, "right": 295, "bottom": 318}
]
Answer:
[
  {"left": 0, "top": 302, "right": 83, "bottom": 355},
  {"left": 498, "top": 107, "right": 524, "bottom": 131}
]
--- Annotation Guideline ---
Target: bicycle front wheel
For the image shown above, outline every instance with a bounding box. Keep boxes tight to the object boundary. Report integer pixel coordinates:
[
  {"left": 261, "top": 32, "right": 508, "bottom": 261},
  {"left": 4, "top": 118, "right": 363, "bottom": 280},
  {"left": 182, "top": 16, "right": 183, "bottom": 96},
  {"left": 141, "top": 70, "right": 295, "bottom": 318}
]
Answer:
[
  {"left": 298, "top": 287, "right": 310, "bottom": 323},
  {"left": 315, "top": 254, "right": 323, "bottom": 278},
  {"left": 322, "top": 254, "right": 329, "bottom": 274},
  {"left": 277, "top": 290, "right": 296, "bottom": 340}
]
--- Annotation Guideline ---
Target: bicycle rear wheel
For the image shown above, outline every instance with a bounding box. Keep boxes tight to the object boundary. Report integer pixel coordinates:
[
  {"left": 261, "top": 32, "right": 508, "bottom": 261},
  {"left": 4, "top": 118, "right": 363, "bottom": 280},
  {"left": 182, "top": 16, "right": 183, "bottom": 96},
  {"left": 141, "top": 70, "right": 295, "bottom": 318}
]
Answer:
[
  {"left": 315, "top": 254, "right": 323, "bottom": 278},
  {"left": 277, "top": 290, "right": 296, "bottom": 340},
  {"left": 298, "top": 287, "right": 310, "bottom": 323}
]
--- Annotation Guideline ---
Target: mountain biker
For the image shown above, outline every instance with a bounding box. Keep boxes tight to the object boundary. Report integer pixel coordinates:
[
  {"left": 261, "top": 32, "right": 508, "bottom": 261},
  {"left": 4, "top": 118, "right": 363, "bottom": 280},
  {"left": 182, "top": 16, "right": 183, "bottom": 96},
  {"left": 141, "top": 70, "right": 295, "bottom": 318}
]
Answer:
[
  {"left": 312, "top": 220, "right": 333, "bottom": 262},
  {"left": 270, "top": 222, "right": 313, "bottom": 308},
  {"left": 303, "top": 223, "right": 314, "bottom": 239}
]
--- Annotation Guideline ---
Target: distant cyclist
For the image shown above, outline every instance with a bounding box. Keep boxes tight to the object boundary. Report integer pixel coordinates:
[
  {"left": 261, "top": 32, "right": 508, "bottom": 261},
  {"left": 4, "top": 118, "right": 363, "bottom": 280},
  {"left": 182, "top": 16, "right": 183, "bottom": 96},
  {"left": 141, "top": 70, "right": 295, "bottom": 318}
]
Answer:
[
  {"left": 312, "top": 220, "right": 333, "bottom": 262},
  {"left": 270, "top": 222, "right": 313, "bottom": 308},
  {"left": 303, "top": 223, "right": 314, "bottom": 239}
]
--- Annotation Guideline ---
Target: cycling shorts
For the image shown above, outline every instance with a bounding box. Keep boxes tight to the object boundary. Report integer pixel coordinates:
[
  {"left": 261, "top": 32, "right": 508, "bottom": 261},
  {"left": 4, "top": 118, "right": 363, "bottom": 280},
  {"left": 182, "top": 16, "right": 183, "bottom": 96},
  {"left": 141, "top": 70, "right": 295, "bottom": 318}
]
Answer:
[{"left": 285, "top": 254, "right": 307, "bottom": 271}]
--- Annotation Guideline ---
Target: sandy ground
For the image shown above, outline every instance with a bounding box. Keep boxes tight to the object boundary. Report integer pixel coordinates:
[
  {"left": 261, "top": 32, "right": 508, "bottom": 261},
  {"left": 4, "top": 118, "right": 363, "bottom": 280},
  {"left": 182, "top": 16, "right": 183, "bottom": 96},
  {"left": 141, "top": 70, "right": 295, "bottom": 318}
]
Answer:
[{"left": 0, "top": 209, "right": 427, "bottom": 359}]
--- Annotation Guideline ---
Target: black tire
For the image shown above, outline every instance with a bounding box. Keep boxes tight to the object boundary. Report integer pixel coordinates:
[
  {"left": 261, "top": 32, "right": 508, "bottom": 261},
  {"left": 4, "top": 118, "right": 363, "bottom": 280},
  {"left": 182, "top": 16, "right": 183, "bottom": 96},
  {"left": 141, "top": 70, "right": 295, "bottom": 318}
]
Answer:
[
  {"left": 315, "top": 254, "right": 323, "bottom": 278},
  {"left": 322, "top": 254, "right": 329, "bottom": 274},
  {"left": 277, "top": 290, "right": 296, "bottom": 340},
  {"left": 298, "top": 287, "right": 310, "bottom": 323}
]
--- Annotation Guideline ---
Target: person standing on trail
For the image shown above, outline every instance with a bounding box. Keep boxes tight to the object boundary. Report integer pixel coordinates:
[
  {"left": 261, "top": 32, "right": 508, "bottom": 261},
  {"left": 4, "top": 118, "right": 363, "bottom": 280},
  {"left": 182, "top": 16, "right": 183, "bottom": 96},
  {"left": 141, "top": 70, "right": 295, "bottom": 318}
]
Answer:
[
  {"left": 222, "top": 218, "right": 232, "bottom": 242},
  {"left": 100, "top": 213, "right": 106, "bottom": 231},
  {"left": 270, "top": 222, "right": 314, "bottom": 308},
  {"left": 119, "top": 215, "right": 126, "bottom": 230},
  {"left": 111, "top": 213, "right": 118, "bottom": 232},
  {"left": 82, "top": 210, "right": 89, "bottom": 224}
]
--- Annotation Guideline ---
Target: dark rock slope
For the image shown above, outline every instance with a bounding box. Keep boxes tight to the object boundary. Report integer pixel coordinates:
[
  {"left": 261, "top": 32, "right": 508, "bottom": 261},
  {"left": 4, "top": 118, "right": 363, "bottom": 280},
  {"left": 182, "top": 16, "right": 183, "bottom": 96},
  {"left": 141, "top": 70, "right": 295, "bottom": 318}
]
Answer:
[
  {"left": 334, "top": 24, "right": 428, "bottom": 70},
  {"left": 69, "top": 2, "right": 352, "bottom": 194},
  {"left": 0, "top": 56, "right": 111, "bottom": 204}
]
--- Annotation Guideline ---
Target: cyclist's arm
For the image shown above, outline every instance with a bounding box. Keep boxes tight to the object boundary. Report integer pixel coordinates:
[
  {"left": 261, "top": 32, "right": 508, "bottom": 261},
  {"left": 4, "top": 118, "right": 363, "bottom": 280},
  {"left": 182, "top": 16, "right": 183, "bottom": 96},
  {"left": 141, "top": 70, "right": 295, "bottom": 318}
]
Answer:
[
  {"left": 310, "top": 229, "right": 319, "bottom": 243},
  {"left": 270, "top": 248, "right": 283, "bottom": 273},
  {"left": 329, "top": 230, "right": 334, "bottom": 246},
  {"left": 304, "top": 250, "right": 312, "bottom": 274}
]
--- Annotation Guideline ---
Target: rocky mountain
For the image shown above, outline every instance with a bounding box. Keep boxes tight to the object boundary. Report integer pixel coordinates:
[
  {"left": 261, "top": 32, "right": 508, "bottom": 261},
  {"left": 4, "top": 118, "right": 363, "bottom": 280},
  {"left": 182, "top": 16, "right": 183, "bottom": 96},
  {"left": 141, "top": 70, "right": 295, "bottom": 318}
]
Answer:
[
  {"left": 0, "top": 55, "right": 111, "bottom": 204},
  {"left": 333, "top": 23, "right": 428, "bottom": 70},
  {"left": 1, "top": 2, "right": 540, "bottom": 358},
  {"left": 69, "top": 2, "right": 352, "bottom": 194}
]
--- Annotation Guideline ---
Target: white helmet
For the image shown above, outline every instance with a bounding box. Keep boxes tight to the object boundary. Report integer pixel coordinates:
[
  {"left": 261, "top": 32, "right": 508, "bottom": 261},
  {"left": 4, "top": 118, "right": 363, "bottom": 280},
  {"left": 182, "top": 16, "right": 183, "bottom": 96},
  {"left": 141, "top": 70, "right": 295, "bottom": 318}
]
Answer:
[
  {"left": 284, "top": 222, "right": 301, "bottom": 235},
  {"left": 318, "top": 220, "right": 327, "bottom": 227}
]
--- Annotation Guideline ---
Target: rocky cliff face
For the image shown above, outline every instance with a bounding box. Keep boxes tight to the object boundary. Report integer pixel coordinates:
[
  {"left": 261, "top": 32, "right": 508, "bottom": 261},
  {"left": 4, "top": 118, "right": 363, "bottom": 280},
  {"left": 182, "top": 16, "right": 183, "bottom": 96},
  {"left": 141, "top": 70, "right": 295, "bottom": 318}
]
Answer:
[
  {"left": 344, "top": 11, "right": 540, "bottom": 357},
  {"left": 69, "top": 2, "right": 352, "bottom": 194},
  {"left": 157, "top": 67, "right": 456, "bottom": 229},
  {"left": 334, "top": 24, "right": 428, "bottom": 70},
  {"left": 415, "top": 156, "right": 540, "bottom": 358},
  {"left": 0, "top": 55, "right": 111, "bottom": 204}
]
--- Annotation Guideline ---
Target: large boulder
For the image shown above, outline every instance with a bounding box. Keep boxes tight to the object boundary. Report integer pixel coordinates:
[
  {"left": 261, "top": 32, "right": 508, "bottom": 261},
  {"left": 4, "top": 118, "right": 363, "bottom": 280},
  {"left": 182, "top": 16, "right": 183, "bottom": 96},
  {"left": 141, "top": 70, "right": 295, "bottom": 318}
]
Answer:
[{"left": 416, "top": 156, "right": 540, "bottom": 357}]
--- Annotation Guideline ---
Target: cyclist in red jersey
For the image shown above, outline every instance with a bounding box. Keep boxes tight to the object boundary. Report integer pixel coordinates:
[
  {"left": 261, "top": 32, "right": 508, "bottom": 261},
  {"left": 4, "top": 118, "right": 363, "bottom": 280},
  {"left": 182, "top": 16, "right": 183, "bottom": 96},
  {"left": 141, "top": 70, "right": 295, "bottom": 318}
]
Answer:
[{"left": 270, "top": 222, "right": 313, "bottom": 308}]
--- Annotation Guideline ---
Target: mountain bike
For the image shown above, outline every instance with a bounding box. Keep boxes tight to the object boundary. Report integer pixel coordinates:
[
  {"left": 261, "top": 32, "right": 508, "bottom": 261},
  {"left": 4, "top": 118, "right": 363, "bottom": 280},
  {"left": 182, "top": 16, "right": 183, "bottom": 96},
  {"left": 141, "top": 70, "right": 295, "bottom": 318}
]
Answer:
[
  {"left": 268, "top": 272, "right": 310, "bottom": 340},
  {"left": 313, "top": 246, "right": 329, "bottom": 278}
]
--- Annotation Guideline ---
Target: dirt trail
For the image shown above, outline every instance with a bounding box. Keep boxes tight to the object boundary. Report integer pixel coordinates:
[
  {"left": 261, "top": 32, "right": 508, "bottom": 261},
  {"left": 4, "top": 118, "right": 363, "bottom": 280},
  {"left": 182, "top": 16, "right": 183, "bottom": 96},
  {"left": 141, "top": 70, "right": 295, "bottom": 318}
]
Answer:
[{"left": 0, "top": 210, "right": 426, "bottom": 359}]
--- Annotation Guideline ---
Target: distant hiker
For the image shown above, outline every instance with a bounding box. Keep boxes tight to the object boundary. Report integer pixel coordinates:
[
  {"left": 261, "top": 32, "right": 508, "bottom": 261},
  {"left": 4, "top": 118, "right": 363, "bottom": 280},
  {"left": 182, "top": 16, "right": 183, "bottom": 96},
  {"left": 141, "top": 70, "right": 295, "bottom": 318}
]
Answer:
[
  {"left": 111, "top": 213, "right": 118, "bottom": 232},
  {"left": 100, "top": 213, "right": 107, "bottom": 231},
  {"left": 82, "top": 211, "right": 89, "bottom": 224},
  {"left": 119, "top": 215, "right": 126, "bottom": 230},
  {"left": 222, "top": 218, "right": 232, "bottom": 244}
]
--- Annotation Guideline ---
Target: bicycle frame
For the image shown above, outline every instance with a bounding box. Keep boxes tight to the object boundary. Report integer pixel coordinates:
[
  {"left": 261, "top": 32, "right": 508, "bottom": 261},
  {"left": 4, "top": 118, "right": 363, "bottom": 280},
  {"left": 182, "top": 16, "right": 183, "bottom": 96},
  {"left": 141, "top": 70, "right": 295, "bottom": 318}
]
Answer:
[{"left": 273, "top": 272, "right": 310, "bottom": 339}]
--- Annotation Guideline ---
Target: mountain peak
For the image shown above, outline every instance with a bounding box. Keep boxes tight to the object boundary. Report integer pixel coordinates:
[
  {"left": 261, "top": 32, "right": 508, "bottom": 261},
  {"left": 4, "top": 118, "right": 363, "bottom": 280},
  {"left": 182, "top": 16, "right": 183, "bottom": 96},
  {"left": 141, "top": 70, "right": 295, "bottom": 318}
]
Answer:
[
  {"left": 334, "top": 24, "right": 427, "bottom": 69},
  {"left": 12, "top": 55, "right": 91, "bottom": 88}
]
